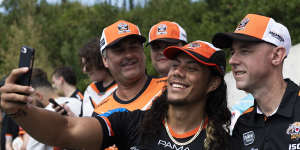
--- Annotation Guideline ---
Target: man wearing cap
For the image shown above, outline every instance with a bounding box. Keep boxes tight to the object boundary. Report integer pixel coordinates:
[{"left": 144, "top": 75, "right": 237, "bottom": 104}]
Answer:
[
  {"left": 147, "top": 21, "right": 188, "bottom": 76},
  {"left": 0, "top": 40, "right": 231, "bottom": 150},
  {"left": 213, "top": 14, "right": 300, "bottom": 149},
  {"left": 92, "top": 20, "right": 166, "bottom": 117}
]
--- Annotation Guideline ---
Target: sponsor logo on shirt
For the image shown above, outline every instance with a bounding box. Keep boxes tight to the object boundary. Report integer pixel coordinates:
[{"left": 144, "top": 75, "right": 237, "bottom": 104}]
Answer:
[
  {"left": 243, "top": 131, "right": 255, "bottom": 146},
  {"left": 289, "top": 143, "right": 300, "bottom": 150},
  {"left": 287, "top": 122, "right": 300, "bottom": 140},
  {"left": 130, "top": 146, "right": 139, "bottom": 150},
  {"left": 158, "top": 140, "right": 190, "bottom": 150}
]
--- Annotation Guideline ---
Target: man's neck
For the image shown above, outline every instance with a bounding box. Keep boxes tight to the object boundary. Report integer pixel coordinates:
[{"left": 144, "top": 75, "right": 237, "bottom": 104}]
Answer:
[
  {"left": 253, "top": 78, "right": 287, "bottom": 116},
  {"left": 166, "top": 101, "right": 206, "bottom": 134},
  {"left": 39, "top": 89, "right": 58, "bottom": 108},
  {"left": 62, "top": 84, "right": 77, "bottom": 97},
  {"left": 102, "top": 75, "right": 114, "bottom": 88},
  {"left": 115, "top": 74, "right": 148, "bottom": 101}
]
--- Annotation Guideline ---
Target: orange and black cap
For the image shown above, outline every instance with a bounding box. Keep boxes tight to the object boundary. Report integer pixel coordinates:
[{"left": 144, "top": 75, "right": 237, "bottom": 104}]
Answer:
[
  {"left": 164, "top": 40, "right": 226, "bottom": 76},
  {"left": 99, "top": 20, "right": 146, "bottom": 53}
]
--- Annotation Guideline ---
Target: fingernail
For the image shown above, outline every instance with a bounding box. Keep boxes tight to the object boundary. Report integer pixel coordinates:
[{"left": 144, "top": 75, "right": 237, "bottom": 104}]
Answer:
[
  {"left": 27, "top": 96, "right": 33, "bottom": 103},
  {"left": 22, "top": 67, "right": 29, "bottom": 71},
  {"left": 29, "top": 87, "right": 35, "bottom": 92}
]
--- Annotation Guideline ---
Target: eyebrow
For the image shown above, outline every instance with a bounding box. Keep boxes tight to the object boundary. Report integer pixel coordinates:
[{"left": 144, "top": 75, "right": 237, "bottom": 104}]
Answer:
[
  {"left": 231, "top": 43, "right": 253, "bottom": 51},
  {"left": 186, "top": 60, "right": 198, "bottom": 64},
  {"left": 174, "top": 58, "right": 198, "bottom": 64}
]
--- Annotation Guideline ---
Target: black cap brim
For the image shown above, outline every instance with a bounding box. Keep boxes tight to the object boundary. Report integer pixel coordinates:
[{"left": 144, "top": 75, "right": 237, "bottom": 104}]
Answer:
[
  {"left": 164, "top": 46, "right": 226, "bottom": 76},
  {"left": 146, "top": 38, "right": 187, "bottom": 47},
  {"left": 212, "top": 32, "right": 263, "bottom": 49},
  {"left": 106, "top": 34, "right": 146, "bottom": 49}
]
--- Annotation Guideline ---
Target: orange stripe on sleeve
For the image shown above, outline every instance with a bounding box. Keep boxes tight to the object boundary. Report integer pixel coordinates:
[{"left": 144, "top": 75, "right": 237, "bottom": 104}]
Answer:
[
  {"left": 101, "top": 116, "right": 115, "bottom": 136},
  {"left": 5, "top": 134, "right": 13, "bottom": 137},
  {"left": 298, "top": 90, "right": 300, "bottom": 96}
]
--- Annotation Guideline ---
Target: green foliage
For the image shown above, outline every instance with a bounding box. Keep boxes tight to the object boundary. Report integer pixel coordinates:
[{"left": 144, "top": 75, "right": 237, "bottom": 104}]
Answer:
[
  {"left": 0, "top": 0, "right": 52, "bottom": 76},
  {"left": 1, "top": 0, "right": 300, "bottom": 90}
]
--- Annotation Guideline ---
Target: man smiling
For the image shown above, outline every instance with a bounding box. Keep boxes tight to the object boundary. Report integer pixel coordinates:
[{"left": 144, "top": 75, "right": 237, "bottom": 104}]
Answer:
[
  {"left": 213, "top": 14, "right": 300, "bottom": 150},
  {"left": 92, "top": 20, "right": 167, "bottom": 117},
  {"left": 0, "top": 40, "right": 232, "bottom": 150},
  {"left": 0, "top": 41, "right": 230, "bottom": 150}
]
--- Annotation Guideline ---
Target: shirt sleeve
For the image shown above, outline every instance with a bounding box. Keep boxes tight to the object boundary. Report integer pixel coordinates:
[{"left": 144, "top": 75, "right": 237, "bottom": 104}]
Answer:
[{"left": 95, "top": 109, "right": 144, "bottom": 149}]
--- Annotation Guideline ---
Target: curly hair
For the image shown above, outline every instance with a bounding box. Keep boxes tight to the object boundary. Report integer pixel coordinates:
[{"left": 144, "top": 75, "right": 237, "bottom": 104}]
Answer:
[
  {"left": 140, "top": 73, "right": 231, "bottom": 150},
  {"left": 203, "top": 79, "right": 231, "bottom": 150},
  {"left": 140, "top": 89, "right": 168, "bottom": 137}
]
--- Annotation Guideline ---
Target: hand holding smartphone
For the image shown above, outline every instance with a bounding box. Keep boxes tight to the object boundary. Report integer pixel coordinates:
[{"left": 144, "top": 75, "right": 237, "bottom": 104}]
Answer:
[
  {"left": 13, "top": 46, "right": 35, "bottom": 105},
  {"left": 49, "top": 98, "right": 68, "bottom": 115}
]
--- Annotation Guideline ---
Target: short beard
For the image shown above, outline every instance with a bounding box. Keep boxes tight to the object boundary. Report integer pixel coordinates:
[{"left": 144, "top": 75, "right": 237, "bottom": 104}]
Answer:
[
  {"left": 167, "top": 97, "right": 203, "bottom": 107},
  {"left": 166, "top": 98, "right": 192, "bottom": 106}
]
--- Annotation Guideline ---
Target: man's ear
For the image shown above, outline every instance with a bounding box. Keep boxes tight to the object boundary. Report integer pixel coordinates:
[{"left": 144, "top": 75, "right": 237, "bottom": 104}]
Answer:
[
  {"left": 102, "top": 54, "right": 109, "bottom": 68},
  {"left": 58, "top": 76, "right": 64, "bottom": 84},
  {"left": 207, "top": 76, "right": 221, "bottom": 93},
  {"left": 31, "top": 91, "right": 43, "bottom": 104},
  {"left": 272, "top": 46, "right": 286, "bottom": 66}
]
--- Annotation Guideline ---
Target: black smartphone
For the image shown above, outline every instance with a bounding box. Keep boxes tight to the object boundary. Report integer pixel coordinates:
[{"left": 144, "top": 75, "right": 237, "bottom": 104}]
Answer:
[
  {"left": 48, "top": 98, "right": 67, "bottom": 115},
  {"left": 16, "top": 46, "right": 35, "bottom": 86}
]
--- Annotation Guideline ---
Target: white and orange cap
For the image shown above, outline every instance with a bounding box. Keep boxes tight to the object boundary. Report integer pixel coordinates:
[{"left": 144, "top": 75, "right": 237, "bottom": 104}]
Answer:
[
  {"left": 147, "top": 21, "right": 187, "bottom": 45},
  {"left": 99, "top": 20, "right": 146, "bottom": 53},
  {"left": 164, "top": 40, "right": 226, "bottom": 76},
  {"left": 212, "top": 14, "right": 291, "bottom": 55}
]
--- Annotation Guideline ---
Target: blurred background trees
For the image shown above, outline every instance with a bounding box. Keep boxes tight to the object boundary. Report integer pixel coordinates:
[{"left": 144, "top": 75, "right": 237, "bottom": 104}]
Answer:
[{"left": 1, "top": 0, "right": 299, "bottom": 90}]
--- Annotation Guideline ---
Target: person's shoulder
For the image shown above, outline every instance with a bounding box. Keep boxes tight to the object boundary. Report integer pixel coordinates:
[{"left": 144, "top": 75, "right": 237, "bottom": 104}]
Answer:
[
  {"left": 99, "top": 108, "right": 144, "bottom": 117},
  {"left": 55, "top": 97, "right": 77, "bottom": 102},
  {"left": 96, "top": 108, "right": 145, "bottom": 123},
  {"left": 148, "top": 76, "right": 167, "bottom": 86},
  {"left": 236, "top": 106, "right": 255, "bottom": 123},
  {"left": 82, "top": 81, "right": 96, "bottom": 91},
  {"left": 242, "top": 106, "right": 255, "bottom": 115},
  {"left": 55, "top": 97, "right": 82, "bottom": 108},
  {"left": 150, "top": 76, "right": 167, "bottom": 81},
  {"left": 83, "top": 81, "right": 99, "bottom": 96}
]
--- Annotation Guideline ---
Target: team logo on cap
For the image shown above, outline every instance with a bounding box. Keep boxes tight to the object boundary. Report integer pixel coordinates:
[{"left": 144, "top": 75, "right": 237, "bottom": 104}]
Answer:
[
  {"left": 236, "top": 18, "right": 250, "bottom": 31},
  {"left": 187, "top": 42, "right": 201, "bottom": 49},
  {"left": 243, "top": 131, "right": 255, "bottom": 146},
  {"left": 287, "top": 122, "right": 300, "bottom": 140},
  {"left": 157, "top": 24, "right": 167, "bottom": 35},
  {"left": 118, "top": 23, "right": 130, "bottom": 33}
]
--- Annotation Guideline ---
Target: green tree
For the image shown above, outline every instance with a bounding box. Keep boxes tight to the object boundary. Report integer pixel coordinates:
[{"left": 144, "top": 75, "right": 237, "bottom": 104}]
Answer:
[{"left": 0, "top": 0, "right": 52, "bottom": 77}]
